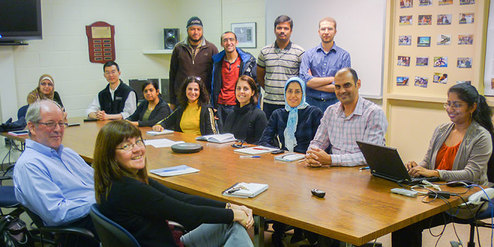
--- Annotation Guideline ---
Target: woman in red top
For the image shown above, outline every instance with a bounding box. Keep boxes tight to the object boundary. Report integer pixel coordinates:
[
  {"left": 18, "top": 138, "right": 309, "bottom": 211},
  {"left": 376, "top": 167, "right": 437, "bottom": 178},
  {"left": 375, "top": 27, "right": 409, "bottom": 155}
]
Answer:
[
  {"left": 405, "top": 83, "right": 493, "bottom": 184},
  {"left": 393, "top": 83, "right": 494, "bottom": 247}
]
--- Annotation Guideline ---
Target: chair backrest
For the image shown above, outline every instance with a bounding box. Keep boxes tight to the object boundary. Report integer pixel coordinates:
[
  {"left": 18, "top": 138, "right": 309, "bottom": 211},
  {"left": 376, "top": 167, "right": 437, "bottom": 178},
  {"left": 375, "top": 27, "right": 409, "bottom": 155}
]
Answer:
[
  {"left": 17, "top": 105, "right": 29, "bottom": 120},
  {"left": 89, "top": 204, "right": 140, "bottom": 247},
  {"left": 488, "top": 134, "right": 494, "bottom": 183}
]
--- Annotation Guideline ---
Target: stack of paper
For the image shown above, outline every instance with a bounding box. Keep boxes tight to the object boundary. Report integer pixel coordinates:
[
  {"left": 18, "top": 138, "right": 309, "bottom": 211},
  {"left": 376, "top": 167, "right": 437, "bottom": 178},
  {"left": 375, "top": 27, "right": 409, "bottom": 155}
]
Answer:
[
  {"left": 223, "top": 182, "right": 269, "bottom": 198},
  {"left": 8, "top": 130, "right": 29, "bottom": 136},
  {"left": 150, "top": 165, "right": 199, "bottom": 177},
  {"left": 144, "top": 138, "right": 184, "bottom": 148},
  {"left": 234, "top": 146, "right": 278, "bottom": 155},
  {"left": 275, "top": 153, "right": 305, "bottom": 162},
  {"left": 146, "top": 129, "right": 174, "bottom": 136},
  {"left": 196, "top": 133, "right": 236, "bottom": 143}
]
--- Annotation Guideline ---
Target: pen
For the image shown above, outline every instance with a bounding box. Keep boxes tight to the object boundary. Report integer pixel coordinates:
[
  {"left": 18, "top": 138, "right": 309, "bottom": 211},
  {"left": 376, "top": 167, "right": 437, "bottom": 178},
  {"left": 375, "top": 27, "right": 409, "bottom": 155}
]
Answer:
[
  {"left": 240, "top": 155, "right": 261, "bottom": 159},
  {"left": 359, "top": 166, "right": 370, "bottom": 170}
]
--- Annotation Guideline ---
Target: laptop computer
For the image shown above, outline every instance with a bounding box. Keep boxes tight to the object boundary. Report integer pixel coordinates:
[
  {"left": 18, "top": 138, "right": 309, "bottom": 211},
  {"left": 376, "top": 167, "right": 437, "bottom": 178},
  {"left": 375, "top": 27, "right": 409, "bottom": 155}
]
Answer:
[{"left": 356, "top": 140, "right": 439, "bottom": 185}]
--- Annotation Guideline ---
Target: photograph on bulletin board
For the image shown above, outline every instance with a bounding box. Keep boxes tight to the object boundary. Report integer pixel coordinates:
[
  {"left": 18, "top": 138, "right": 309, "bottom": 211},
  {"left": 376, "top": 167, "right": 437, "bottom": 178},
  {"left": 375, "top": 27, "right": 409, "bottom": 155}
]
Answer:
[
  {"left": 397, "top": 76, "right": 409, "bottom": 86},
  {"left": 415, "top": 76, "right": 428, "bottom": 88},
  {"left": 417, "top": 36, "right": 431, "bottom": 47},
  {"left": 438, "top": 0, "right": 453, "bottom": 6},
  {"left": 398, "top": 56, "right": 410, "bottom": 66},
  {"left": 418, "top": 15, "right": 432, "bottom": 25},
  {"left": 434, "top": 57, "right": 448, "bottom": 67},
  {"left": 419, "top": 0, "right": 432, "bottom": 6},
  {"left": 416, "top": 57, "right": 429, "bottom": 66},
  {"left": 459, "top": 13, "right": 474, "bottom": 24},
  {"left": 399, "top": 16, "right": 413, "bottom": 25},
  {"left": 437, "top": 14, "right": 452, "bottom": 25},
  {"left": 433, "top": 73, "right": 448, "bottom": 84},
  {"left": 458, "top": 34, "right": 473, "bottom": 45},
  {"left": 460, "top": 0, "right": 475, "bottom": 5},
  {"left": 398, "top": 35, "right": 411, "bottom": 46},
  {"left": 400, "top": 0, "right": 412, "bottom": 8},
  {"left": 457, "top": 57, "right": 472, "bottom": 68},
  {"left": 437, "top": 34, "right": 451, "bottom": 45}
]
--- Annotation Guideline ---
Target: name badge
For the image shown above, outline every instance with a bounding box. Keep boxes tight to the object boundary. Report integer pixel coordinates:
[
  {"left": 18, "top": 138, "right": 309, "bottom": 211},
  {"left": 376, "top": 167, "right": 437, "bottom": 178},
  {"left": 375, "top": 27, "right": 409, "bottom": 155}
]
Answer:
[{"left": 115, "top": 96, "right": 122, "bottom": 101}]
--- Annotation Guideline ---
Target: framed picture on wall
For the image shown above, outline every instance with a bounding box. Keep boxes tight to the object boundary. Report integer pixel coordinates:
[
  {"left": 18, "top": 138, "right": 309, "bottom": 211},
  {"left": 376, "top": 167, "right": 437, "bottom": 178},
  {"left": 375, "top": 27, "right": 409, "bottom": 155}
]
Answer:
[{"left": 231, "top": 22, "right": 257, "bottom": 48}]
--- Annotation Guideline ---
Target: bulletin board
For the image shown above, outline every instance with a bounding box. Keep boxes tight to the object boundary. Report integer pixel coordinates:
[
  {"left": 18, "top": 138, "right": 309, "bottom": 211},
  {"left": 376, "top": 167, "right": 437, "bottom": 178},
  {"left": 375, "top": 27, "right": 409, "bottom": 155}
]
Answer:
[{"left": 388, "top": 0, "right": 488, "bottom": 98}]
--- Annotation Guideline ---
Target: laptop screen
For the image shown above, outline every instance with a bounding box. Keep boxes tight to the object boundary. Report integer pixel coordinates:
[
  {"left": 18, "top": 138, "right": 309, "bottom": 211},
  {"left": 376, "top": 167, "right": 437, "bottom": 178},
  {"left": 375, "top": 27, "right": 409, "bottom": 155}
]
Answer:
[{"left": 356, "top": 141, "right": 412, "bottom": 183}]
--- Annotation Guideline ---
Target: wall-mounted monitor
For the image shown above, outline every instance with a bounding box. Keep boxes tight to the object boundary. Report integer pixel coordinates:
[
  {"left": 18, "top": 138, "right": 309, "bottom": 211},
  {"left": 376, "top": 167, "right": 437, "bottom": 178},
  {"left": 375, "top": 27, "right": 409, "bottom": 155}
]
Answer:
[{"left": 0, "top": 0, "right": 42, "bottom": 43}]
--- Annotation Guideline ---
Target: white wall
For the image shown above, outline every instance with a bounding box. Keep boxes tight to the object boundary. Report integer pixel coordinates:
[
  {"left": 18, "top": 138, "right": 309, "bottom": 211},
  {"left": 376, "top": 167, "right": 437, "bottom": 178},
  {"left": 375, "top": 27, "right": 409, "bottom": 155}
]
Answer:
[
  {"left": 0, "top": 47, "right": 17, "bottom": 122},
  {"left": 0, "top": 0, "right": 266, "bottom": 120},
  {"left": 4, "top": 0, "right": 177, "bottom": 118},
  {"left": 172, "top": 0, "right": 265, "bottom": 57}
]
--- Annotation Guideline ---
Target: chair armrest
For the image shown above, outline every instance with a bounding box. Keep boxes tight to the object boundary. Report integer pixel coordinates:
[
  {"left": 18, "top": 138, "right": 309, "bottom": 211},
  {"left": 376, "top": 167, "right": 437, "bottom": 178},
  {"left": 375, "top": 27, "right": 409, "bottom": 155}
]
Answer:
[
  {"left": 0, "top": 175, "right": 12, "bottom": 181},
  {"left": 4, "top": 164, "right": 15, "bottom": 173},
  {"left": 39, "top": 226, "right": 96, "bottom": 239}
]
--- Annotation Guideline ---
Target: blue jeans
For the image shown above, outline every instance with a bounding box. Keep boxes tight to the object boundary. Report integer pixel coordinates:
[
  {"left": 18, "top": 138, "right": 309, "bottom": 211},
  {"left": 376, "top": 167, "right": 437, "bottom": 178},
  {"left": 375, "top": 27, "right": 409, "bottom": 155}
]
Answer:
[
  {"left": 180, "top": 223, "right": 253, "bottom": 247},
  {"left": 306, "top": 96, "right": 338, "bottom": 113}
]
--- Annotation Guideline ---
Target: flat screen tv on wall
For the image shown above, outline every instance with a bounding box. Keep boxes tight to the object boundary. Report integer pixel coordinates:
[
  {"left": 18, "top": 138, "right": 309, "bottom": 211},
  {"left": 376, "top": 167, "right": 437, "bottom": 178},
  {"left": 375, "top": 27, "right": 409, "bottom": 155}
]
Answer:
[{"left": 0, "top": 0, "right": 42, "bottom": 43}]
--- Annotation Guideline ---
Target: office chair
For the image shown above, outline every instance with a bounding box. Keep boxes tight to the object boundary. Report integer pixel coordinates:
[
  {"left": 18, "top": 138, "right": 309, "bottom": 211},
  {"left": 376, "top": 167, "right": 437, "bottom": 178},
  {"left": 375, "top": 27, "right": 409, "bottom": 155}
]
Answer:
[
  {"left": 89, "top": 204, "right": 141, "bottom": 247},
  {"left": 452, "top": 146, "right": 494, "bottom": 247},
  {"left": 23, "top": 206, "right": 98, "bottom": 247},
  {"left": 0, "top": 165, "right": 20, "bottom": 216},
  {"left": 17, "top": 105, "right": 28, "bottom": 120}
]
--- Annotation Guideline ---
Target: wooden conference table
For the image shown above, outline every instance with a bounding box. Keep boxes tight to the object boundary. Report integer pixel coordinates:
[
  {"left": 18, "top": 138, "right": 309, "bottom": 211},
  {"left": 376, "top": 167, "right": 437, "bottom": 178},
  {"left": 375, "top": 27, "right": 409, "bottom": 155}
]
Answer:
[{"left": 3, "top": 119, "right": 476, "bottom": 246}]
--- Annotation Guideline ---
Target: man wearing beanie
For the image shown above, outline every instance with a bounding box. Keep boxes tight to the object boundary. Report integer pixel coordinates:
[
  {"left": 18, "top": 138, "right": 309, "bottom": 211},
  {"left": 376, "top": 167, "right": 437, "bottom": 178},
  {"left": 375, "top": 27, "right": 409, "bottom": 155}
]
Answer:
[{"left": 169, "top": 16, "right": 218, "bottom": 110}]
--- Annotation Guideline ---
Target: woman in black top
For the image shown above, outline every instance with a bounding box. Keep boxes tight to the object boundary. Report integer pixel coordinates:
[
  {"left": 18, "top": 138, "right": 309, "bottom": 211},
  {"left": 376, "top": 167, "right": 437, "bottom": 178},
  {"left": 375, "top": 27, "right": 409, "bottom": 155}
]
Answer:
[
  {"left": 93, "top": 120, "right": 254, "bottom": 247},
  {"left": 153, "top": 76, "right": 217, "bottom": 135},
  {"left": 223, "top": 75, "right": 267, "bottom": 144},
  {"left": 127, "top": 80, "right": 171, "bottom": 127}
]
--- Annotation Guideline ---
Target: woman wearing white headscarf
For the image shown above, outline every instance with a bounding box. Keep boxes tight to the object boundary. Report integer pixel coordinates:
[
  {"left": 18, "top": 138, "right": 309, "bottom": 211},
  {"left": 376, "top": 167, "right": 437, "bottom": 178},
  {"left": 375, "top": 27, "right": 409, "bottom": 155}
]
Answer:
[
  {"left": 258, "top": 77, "right": 324, "bottom": 245},
  {"left": 259, "top": 77, "right": 323, "bottom": 153},
  {"left": 27, "top": 74, "right": 64, "bottom": 108}
]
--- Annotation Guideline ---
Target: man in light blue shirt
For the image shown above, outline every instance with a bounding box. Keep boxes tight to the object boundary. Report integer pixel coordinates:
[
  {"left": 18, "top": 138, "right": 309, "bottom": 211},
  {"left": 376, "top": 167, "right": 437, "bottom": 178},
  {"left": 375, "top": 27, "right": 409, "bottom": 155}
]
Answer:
[
  {"left": 14, "top": 100, "right": 97, "bottom": 246},
  {"left": 300, "top": 17, "right": 351, "bottom": 112}
]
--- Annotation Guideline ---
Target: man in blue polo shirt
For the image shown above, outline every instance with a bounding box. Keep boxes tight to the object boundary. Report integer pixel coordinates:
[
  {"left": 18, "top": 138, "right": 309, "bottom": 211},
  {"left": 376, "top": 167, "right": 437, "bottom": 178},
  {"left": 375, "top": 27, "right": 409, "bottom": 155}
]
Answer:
[
  {"left": 300, "top": 17, "right": 351, "bottom": 112},
  {"left": 14, "top": 100, "right": 97, "bottom": 246}
]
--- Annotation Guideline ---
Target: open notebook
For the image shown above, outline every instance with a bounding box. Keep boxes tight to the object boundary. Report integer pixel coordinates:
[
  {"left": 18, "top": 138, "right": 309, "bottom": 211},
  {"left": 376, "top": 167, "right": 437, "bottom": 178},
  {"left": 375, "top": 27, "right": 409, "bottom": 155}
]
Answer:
[{"left": 196, "top": 133, "right": 236, "bottom": 143}]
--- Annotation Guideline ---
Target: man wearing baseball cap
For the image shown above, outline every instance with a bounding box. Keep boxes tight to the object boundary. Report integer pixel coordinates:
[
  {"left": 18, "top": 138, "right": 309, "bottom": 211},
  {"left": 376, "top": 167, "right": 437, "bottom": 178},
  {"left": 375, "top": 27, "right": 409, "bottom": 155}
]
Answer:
[{"left": 169, "top": 16, "right": 218, "bottom": 110}]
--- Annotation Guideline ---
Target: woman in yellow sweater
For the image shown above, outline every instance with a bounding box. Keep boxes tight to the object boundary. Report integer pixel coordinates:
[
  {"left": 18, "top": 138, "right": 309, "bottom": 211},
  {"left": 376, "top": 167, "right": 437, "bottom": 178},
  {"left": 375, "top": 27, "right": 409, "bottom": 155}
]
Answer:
[{"left": 153, "top": 76, "right": 217, "bottom": 135}]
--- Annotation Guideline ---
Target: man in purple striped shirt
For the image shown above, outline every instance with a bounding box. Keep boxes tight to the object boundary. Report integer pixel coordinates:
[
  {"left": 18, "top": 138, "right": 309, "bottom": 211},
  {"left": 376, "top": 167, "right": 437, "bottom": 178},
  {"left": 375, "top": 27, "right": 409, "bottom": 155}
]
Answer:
[{"left": 305, "top": 68, "right": 387, "bottom": 167}]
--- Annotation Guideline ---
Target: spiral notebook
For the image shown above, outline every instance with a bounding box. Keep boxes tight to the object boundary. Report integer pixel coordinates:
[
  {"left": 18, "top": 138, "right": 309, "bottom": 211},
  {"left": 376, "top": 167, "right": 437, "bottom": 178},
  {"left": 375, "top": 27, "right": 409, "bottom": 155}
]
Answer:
[{"left": 222, "top": 182, "right": 269, "bottom": 198}]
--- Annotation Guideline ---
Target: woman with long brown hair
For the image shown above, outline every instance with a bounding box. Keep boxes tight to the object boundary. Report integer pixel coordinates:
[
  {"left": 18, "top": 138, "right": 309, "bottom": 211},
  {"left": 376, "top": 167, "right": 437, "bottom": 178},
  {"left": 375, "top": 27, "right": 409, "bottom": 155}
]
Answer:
[
  {"left": 153, "top": 76, "right": 216, "bottom": 135},
  {"left": 93, "top": 120, "right": 254, "bottom": 247}
]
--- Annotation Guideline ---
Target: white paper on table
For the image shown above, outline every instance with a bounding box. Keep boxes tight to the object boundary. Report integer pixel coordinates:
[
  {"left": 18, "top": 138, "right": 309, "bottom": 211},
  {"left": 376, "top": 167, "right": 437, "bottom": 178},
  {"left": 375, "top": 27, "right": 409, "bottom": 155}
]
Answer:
[{"left": 144, "top": 138, "right": 184, "bottom": 148}]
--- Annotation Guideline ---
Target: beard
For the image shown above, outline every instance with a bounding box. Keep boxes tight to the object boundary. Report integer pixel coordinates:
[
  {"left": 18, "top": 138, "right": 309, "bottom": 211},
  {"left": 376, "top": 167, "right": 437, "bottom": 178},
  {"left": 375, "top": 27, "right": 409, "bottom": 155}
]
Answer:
[{"left": 189, "top": 35, "right": 203, "bottom": 43}]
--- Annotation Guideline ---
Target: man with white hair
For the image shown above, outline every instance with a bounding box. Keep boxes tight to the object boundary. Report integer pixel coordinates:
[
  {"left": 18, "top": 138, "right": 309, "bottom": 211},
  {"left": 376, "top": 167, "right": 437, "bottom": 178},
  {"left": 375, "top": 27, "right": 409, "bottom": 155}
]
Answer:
[{"left": 14, "top": 100, "right": 97, "bottom": 246}]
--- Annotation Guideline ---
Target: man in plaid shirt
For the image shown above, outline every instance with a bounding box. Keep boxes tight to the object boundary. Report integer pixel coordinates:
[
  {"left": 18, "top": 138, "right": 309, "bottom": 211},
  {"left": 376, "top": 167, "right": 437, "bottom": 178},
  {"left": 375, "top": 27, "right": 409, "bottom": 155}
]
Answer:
[{"left": 305, "top": 67, "right": 387, "bottom": 167}]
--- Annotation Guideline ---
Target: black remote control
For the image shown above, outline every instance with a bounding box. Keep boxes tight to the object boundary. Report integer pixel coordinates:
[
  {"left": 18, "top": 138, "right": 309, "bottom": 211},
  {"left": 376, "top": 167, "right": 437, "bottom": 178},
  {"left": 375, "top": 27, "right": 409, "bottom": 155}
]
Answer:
[{"left": 311, "top": 189, "right": 326, "bottom": 198}]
